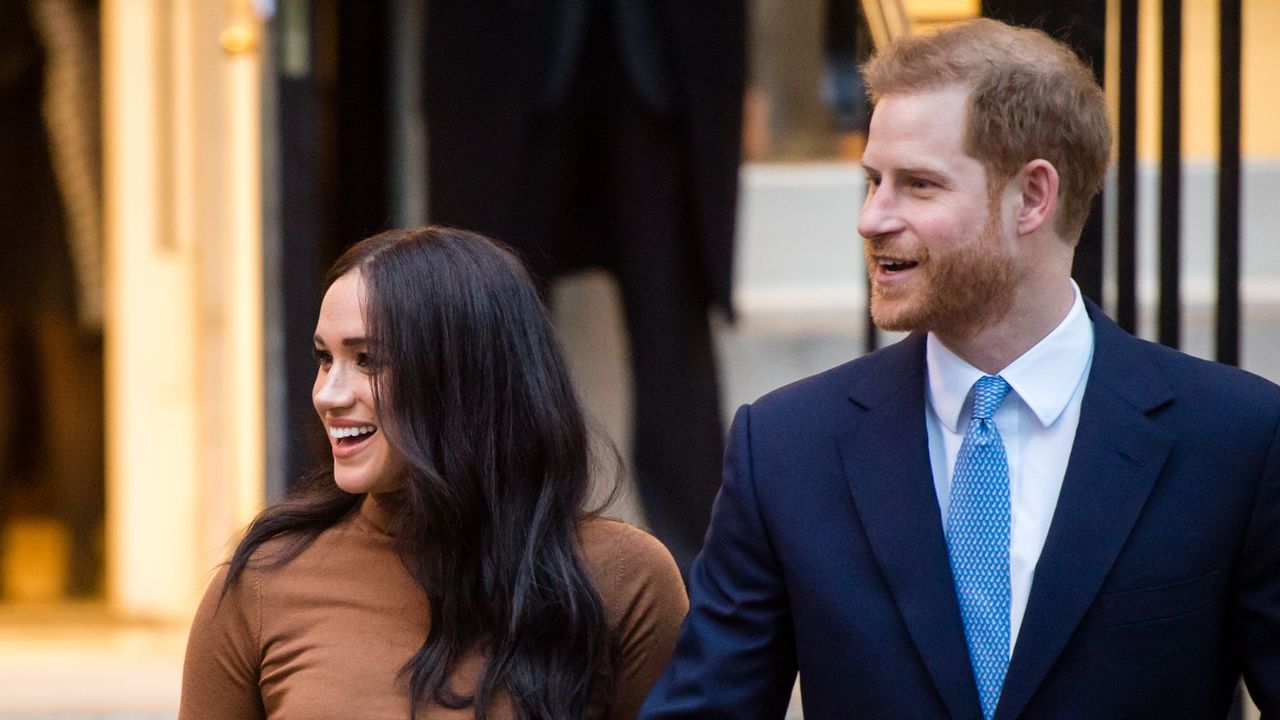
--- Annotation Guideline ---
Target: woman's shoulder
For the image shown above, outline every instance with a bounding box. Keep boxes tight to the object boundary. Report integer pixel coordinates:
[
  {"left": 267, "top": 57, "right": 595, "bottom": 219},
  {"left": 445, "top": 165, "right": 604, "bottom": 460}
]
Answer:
[
  {"left": 218, "top": 508, "right": 392, "bottom": 607},
  {"left": 577, "top": 518, "right": 689, "bottom": 719},
  {"left": 576, "top": 517, "right": 686, "bottom": 619},
  {"left": 578, "top": 517, "right": 679, "bottom": 580},
  {"left": 226, "top": 526, "right": 325, "bottom": 582}
]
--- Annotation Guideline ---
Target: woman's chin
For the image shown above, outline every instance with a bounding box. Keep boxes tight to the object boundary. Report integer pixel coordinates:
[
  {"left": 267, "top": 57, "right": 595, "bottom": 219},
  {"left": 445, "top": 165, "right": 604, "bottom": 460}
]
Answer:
[{"left": 334, "top": 470, "right": 400, "bottom": 495}]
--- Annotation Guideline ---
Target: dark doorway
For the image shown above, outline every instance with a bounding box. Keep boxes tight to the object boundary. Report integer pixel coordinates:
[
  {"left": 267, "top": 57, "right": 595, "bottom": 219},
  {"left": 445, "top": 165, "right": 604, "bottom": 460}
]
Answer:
[
  {"left": 0, "top": 0, "right": 105, "bottom": 603},
  {"left": 268, "top": 0, "right": 399, "bottom": 496}
]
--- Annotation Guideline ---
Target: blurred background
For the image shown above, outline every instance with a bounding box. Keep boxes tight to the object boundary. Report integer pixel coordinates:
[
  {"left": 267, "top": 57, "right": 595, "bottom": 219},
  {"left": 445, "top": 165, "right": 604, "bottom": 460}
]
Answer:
[{"left": 0, "top": 0, "right": 1275, "bottom": 717}]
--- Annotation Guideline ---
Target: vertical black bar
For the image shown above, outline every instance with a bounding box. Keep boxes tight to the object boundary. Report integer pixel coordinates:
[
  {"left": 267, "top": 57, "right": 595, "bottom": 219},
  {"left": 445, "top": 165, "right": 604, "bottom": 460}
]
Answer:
[
  {"left": 278, "top": 1, "right": 343, "bottom": 493},
  {"left": 276, "top": 2, "right": 324, "bottom": 494},
  {"left": 1215, "top": 0, "right": 1241, "bottom": 365},
  {"left": 336, "top": 1, "right": 392, "bottom": 243},
  {"left": 1116, "top": 0, "right": 1139, "bottom": 333},
  {"left": 1158, "top": 0, "right": 1182, "bottom": 348},
  {"left": 1077, "top": 198, "right": 1104, "bottom": 305}
]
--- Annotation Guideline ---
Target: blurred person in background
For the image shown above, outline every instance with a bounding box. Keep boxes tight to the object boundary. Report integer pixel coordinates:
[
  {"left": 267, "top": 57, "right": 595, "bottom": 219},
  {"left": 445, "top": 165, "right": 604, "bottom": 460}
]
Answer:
[
  {"left": 181, "top": 227, "right": 686, "bottom": 719},
  {"left": 424, "top": 1, "right": 746, "bottom": 576}
]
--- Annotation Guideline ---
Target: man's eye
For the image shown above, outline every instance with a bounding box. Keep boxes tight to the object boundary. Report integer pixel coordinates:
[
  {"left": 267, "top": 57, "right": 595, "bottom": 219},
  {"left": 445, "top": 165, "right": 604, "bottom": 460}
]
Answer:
[{"left": 908, "top": 178, "right": 936, "bottom": 190}]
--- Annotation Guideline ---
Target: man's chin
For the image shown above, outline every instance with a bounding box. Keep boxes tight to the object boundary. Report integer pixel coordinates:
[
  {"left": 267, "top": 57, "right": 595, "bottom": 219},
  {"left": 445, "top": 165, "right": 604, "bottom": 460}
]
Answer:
[{"left": 869, "top": 300, "right": 928, "bottom": 333}]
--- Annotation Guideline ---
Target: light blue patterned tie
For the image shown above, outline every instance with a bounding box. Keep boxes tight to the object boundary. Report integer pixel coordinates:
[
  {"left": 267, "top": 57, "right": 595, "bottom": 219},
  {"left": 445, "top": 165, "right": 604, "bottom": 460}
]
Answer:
[{"left": 946, "top": 375, "right": 1013, "bottom": 720}]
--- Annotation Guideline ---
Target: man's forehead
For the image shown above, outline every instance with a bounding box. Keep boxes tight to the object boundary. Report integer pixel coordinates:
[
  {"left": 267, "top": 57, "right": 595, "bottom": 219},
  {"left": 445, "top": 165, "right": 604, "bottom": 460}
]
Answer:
[
  {"left": 869, "top": 84, "right": 971, "bottom": 126},
  {"left": 864, "top": 86, "right": 979, "bottom": 168}
]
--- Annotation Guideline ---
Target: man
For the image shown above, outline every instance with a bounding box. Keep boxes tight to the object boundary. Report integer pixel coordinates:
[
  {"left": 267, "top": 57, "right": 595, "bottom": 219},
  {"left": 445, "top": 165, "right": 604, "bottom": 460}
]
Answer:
[{"left": 640, "top": 19, "right": 1280, "bottom": 720}]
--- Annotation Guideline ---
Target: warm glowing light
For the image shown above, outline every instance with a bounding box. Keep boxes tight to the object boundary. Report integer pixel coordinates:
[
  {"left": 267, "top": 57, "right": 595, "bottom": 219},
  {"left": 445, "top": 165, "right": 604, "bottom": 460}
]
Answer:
[{"left": 103, "top": 0, "right": 264, "bottom": 620}]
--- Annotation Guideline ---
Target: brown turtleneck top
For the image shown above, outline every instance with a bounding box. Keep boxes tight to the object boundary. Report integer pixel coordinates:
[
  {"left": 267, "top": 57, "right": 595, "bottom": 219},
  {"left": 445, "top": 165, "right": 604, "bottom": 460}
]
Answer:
[{"left": 179, "top": 496, "right": 687, "bottom": 719}]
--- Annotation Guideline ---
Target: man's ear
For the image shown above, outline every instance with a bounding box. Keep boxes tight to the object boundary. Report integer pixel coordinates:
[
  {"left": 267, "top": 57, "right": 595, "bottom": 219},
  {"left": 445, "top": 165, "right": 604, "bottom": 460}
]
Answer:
[{"left": 1015, "top": 159, "right": 1059, "bottom": 236}]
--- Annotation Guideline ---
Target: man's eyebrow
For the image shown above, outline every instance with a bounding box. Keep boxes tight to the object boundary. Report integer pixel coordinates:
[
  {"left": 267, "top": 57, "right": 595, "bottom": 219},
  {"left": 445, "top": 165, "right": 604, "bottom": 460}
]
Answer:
[
  {"left": 898, "top": 165, "right": 949, "bottom": 177},
  {"left": 861, "top": 163, "right": 950, "bottom": 178}
]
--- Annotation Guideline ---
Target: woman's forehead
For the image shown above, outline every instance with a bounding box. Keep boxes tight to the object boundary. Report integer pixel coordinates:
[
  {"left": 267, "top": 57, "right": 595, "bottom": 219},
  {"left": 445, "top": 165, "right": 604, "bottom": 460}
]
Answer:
[{"left": 315, "top": 271, "right": 368, "bottom": 340}]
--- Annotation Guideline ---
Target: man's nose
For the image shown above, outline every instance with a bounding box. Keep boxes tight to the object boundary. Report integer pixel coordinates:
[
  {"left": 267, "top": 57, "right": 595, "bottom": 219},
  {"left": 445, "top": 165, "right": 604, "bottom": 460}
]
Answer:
[{"left": 857, "top": 184, "right": 904, "bottom": 240}]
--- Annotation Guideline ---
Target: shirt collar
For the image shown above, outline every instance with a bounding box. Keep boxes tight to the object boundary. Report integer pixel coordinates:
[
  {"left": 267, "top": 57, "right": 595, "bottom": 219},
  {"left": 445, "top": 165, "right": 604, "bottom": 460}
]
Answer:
[{"left": 927, "top": 281, "right": 1094, "bottom": 433}]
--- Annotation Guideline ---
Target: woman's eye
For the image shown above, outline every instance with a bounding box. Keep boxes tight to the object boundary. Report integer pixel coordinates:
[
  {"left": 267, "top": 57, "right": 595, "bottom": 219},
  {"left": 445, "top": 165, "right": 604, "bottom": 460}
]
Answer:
[
  {"left": 313, "top": 348, "right": 332, "bottom": 367},
  {"left": 356, "top": 352, "right": 377, "bottom": 370}
]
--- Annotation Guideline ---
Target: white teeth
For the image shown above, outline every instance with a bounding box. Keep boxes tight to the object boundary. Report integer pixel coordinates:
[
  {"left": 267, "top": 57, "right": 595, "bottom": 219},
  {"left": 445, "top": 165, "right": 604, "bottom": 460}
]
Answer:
[
  {"left": 879, "top": 257, "right": 917, "bottom": 268},
  {"left": 329, "top": 425, "right": 375, "bottom": 439}
]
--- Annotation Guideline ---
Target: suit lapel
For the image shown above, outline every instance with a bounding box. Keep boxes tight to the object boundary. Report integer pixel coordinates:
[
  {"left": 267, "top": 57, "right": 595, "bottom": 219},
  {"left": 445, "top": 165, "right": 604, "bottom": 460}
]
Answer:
[
  {"left": 841, "top": 334, "right": 984, "bottom": 720},
  {"left": 996, "top": 304, "right": 1175, "bottom": 720}
]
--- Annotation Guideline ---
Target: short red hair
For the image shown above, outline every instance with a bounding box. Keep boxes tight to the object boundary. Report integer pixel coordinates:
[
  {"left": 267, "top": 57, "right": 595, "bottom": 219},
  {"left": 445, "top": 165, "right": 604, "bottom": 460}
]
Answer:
[{"left": 863, "top": 18, "right": 1111, "bottom": 241}]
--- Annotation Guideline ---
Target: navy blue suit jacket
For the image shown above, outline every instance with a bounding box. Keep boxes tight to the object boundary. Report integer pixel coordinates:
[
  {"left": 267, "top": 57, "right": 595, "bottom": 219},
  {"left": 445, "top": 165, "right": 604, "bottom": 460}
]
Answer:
[{"left": 640, "top": 303, "right": 1280, "bottom": 719}]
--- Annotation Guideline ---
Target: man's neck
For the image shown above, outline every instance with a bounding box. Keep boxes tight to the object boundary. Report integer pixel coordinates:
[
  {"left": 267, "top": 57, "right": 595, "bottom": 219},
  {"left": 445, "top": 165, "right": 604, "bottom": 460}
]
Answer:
[{"left": 934, "top": 280, "right": 1077, "bottom": 375}]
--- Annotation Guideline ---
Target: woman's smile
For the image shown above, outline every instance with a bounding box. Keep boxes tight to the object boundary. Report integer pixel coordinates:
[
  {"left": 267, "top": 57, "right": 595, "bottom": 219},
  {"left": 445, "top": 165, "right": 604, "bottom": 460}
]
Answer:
[{"left": 327, "top": 421, "right": 379, "bottom": 459}]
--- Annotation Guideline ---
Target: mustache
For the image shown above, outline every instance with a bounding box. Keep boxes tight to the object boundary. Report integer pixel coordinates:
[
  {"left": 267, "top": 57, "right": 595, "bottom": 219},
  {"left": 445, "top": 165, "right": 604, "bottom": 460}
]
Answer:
[{"left": 864, "top": 240, "right": 929, "bottom": 262}]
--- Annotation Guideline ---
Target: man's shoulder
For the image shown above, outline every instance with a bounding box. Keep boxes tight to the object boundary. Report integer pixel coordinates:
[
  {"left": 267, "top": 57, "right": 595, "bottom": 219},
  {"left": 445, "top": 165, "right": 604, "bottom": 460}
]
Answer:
[
  {"left": 1151, "top": 342, "right": 1280, "bottom": 420},
  {"left": 1101, "top": 321, "right": 1277, "bottom": 393},
  {"left": 1094, "top": 318, "right": 1280, "bottom": 430}
]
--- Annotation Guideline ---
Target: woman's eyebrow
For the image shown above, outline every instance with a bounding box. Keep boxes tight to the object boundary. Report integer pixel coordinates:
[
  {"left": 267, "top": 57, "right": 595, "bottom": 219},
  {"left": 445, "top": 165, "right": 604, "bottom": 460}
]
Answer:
[{"left": 311, "top": 335, "right": 370, "bottom": 346}]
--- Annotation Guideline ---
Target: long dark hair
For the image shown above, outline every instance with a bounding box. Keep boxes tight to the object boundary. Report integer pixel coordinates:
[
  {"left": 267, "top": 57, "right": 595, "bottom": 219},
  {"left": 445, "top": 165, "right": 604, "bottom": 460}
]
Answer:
[{"left": 225, "top": 226, "right": 616, "bottom": 719}]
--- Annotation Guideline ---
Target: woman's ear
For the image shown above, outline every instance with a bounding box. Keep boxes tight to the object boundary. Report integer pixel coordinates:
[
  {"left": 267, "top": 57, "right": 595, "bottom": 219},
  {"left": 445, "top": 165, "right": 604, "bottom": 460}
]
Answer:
[{"left": 1016, "top": 159, "right": 1060, "bottom": 236}]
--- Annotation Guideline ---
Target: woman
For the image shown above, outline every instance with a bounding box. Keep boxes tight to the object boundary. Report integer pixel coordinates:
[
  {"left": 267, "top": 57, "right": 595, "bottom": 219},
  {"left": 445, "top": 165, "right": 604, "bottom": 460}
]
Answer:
[{"left": 180, "top": 227, "right": 687, "bottom": 719}]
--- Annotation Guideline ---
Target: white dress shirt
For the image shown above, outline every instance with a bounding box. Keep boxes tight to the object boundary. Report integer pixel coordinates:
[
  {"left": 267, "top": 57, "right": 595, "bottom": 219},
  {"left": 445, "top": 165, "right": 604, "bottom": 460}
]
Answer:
[{"left": 925, "top": 282, "right": 1094, "bottom": 653}]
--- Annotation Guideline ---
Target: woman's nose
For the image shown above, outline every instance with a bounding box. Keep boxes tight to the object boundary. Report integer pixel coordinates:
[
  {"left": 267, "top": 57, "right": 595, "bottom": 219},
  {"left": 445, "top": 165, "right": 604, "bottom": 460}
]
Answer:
[{"left": 313, "top": 367, "right": 356, "bottom": 413}]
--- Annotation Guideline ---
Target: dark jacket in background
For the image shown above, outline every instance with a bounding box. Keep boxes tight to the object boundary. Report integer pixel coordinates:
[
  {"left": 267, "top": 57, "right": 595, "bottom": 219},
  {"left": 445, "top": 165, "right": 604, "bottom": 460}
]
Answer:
[{"left": 423, "top": 0, "right": 746, "bottom": 572}]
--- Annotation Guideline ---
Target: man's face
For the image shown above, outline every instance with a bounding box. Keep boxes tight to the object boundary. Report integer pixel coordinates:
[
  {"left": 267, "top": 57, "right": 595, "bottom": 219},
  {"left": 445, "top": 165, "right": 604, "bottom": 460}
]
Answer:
[{"left": 857, "top": 85, "right": 1018, "bottom": 338}]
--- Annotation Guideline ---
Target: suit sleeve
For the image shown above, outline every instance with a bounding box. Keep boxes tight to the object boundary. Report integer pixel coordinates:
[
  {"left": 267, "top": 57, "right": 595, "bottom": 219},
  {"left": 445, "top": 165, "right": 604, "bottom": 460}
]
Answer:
[
  {"left": 178, "top": 565, "right": 266, "bottom": 720},
  {"left": 639, "top": 404, "right": 797, "bottom": 719},
  {"left": 1238, "top": 413, "right": 1280, "bottom": 713}
]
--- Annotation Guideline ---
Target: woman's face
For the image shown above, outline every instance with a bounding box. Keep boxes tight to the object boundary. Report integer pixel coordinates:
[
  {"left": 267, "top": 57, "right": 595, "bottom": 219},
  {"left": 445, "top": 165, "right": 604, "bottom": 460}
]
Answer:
[{"left": 312, "top": 270, "right": 406, "bottom": 495}]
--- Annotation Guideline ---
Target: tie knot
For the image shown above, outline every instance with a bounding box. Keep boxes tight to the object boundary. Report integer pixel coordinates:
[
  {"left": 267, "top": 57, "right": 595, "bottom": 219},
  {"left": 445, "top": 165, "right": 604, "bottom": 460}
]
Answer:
[{"left": 971, "top": 375, "right": 1011, "bottom": 420}]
